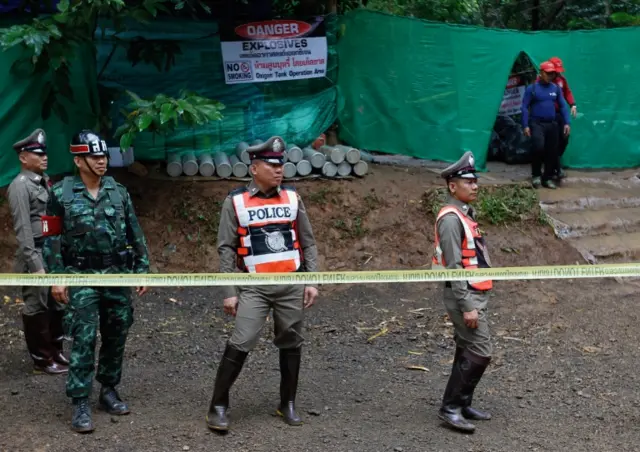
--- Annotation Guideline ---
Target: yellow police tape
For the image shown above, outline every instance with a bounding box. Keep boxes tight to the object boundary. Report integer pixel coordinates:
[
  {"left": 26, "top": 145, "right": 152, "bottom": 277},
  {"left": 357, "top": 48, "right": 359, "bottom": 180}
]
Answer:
[{"left": 0, "top": 263, "right": 640, "bottom": 287}]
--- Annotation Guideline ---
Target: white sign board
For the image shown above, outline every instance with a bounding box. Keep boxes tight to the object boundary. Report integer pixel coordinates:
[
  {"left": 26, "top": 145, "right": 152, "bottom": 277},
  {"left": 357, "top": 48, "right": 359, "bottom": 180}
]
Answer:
[
  {"left": 220, "top": 18, "right": 328, "bottom": 85},
  {"left": 499, "top": 76, "right": 527, "bottom": 116}
]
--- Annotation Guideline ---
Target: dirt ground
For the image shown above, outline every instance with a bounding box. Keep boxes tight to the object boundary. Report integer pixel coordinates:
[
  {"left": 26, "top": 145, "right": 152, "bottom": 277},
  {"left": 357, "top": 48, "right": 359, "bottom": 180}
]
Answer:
[{"left": 1, "top": 164, "right": 639, "bottom": 451}]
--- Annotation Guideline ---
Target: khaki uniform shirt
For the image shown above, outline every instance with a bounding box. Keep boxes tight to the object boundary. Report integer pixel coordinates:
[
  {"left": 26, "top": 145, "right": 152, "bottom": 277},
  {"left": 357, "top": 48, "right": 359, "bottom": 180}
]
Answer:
[
  {"left": 217, "top": 180, "right": 319, "bottom": 299},
  {"left": 437, "top": 195, "right": 491, "bottom": 312},
  {"left": 7, "top": 169, "right": 50, "bottom": 273}
]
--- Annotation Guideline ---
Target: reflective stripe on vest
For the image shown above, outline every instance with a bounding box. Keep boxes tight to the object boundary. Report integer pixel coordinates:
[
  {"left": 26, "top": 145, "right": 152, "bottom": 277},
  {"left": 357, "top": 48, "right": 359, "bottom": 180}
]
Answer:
[
  {"left": 431, "top": 205, "right": 493, "bottom": 291},
  {"left": 231, "top": 188, "right": 301, "bottom": 273}
]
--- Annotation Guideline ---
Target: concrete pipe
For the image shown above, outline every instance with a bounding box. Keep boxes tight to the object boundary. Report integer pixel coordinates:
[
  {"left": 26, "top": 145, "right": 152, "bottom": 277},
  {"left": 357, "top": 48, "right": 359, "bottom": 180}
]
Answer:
[
  {"left": 318, "top": 145, "right": 345, "bottom": 164},
  {"left": 321, "top": 161, "right": 338, "bottom": 178},
  {"left": 166, "top": 153, "right": 183, "bottom": 177},
  {"left": 286, "top": 145, "right": 303, "bottom": 163},
  {"left": 283, "top": 162, "right": 297, "bottom": 179},
  {"left": 302, "top": 146, "right": 325, "bottom": 168},
  {"left": 230, "top": 154, "right": 248, "bottom": 178},
  {"left": 214, "top": 151, "right": 233, "bottom": 178},
  {"left": 296, "top": 159, "right": 312, "bottom": 177},
  {"left": 182, "top": 151, "right": 199, "bottom": 176},
  {"left": 336, "top": 144, "right": 361, "bottom": 164},
  {"left": 337, "top": 161, "right": 352, "bottom": 177},
  {"left": 353, "top": 160, "right": 369, "bottom": 177},
  {"left": 235, "top": 141, "right": 251, "bottom": 165},
  {"left": 198, "top": 153, "right": 215, "bottom": 177}
]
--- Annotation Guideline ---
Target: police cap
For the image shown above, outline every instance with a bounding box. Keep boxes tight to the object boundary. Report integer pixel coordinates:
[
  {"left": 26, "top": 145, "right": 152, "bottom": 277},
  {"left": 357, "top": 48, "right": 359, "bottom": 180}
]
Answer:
[
  {"left": 13, "top": 129, "right": 47, "bottom": 155},
  {"left": 440, "top": 151, "right": 478, "bottom": 181},
  {"left": 247, "top": 136, "right": 285, "bottom": 164},
  {"left": 70, "top": 129, "right": 108, "bottom": 156}
]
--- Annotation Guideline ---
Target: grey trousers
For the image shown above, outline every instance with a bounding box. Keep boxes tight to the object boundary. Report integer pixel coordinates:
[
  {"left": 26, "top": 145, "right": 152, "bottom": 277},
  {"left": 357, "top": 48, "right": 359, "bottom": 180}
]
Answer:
[
  {"left": 229, "top": 285, "right": 305, "bottom": 353},
  {"left": 443, "top": 287, "right": 492, "bottom": 358}
]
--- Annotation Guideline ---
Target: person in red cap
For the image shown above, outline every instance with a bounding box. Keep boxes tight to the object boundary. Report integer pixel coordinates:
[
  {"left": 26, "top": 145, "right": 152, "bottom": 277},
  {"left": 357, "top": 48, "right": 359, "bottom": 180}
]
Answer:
[
  {"left": 521, "top": 61, "right": 571, "bottom": 189},
  {"left": 548, "top": 56, "right": 577, "bottom": 179}
]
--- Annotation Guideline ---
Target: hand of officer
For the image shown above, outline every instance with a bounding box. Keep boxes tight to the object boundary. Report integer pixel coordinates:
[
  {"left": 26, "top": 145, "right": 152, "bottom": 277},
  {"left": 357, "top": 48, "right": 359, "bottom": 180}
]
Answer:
[
  {"left": 223, "top": 296, "right": 239, "bottom": 316},
  {"left": 564, "top": 124, "right": 571, "bottom": 136},
  {"left": 571, "top": 106, "right": 577, "bottom": 118},
  {"left": 523, "top": 127, "right": 531, "bottom": 137},
  {"left": 52, "top": 285, "right": 69, "bottom": 304},
  {"left": 136, "top": 287, "right": 148, "bottom": 296},
  {"left": 463, "top": 309, "right": 479, "bottom": 329},
  {"left": 303, "top": 286, "right": 319, "bottom": 309}
]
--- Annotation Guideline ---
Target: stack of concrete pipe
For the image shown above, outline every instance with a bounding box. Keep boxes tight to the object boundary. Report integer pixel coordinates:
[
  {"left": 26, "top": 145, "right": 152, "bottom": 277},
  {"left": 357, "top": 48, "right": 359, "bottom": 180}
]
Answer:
[{"left": 165, "top": 140, "right": 369, "bottom": 179}]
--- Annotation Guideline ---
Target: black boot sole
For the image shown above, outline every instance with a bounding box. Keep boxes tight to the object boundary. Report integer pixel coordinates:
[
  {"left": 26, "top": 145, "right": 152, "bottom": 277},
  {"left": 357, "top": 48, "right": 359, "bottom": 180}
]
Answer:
[
  {"left": 98, "top": 403, "right": 130, "bottom": 416},
  {"left": 275, "top": 409, "right": 303, "bottom": 426},
  {"left": 71, "top": 424, "right": 95, "bottom": 433},
  {"left": 437, "top": 412, "right": 476, "bottom": 433},
  {"left": 205, "top": 415, "right": 230, "bottom": 432}
]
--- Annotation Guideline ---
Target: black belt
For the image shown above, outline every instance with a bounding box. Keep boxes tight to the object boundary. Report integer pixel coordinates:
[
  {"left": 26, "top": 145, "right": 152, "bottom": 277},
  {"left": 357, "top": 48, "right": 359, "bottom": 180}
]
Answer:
[
  {"left": 34, "top": 237, "right": 44, "bottom": 248},
  {"left": 67, "top": 249, "right": 132, "bottom": 270},
  {"left": 532, "top": 118, "right": 556, "bottom": 124}
]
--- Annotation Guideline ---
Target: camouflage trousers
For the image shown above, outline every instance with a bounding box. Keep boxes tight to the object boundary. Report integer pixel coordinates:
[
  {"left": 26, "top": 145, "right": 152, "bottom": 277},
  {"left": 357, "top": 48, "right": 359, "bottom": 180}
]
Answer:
[{"left": 64, "top": 287, "right": 134, "bottom": 399}]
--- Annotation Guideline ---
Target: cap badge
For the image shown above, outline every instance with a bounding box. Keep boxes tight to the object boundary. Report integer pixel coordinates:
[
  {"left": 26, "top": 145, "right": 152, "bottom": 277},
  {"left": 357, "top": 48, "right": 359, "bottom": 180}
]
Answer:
[{"left": 273, "top": 139, "right": 284, "bottom": 153}]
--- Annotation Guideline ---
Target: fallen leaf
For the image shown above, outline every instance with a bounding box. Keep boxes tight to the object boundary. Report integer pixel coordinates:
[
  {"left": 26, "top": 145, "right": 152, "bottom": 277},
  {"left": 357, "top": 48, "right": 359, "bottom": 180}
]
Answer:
[
  {"left": 3, "top": 295, "right": 10, "bottom": 303},
  {"left": 406, "top": 365, "right": 429, "bottom": 372},
  {"left": 169, "top": 298, "right": 177, "bottom": 303},
  {"left": 408, "top": 351, "right": 423, "bottom": 355},
  {"left": 14, "top": 298, "right": 23, "bottom": 304},
  {"left": 582, "top": 346, "right": 601, "bottom": 353},
  {"left": 367, "top": 327, "right": 388, "bottom": 342},
  {"left": 496, "top": 330, "right": 508, "bottom": 336}
]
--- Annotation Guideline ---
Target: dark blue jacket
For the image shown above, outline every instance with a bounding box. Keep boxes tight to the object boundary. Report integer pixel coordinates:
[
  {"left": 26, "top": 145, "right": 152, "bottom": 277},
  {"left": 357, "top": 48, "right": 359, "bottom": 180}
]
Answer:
[{"left": 521, "top": 82, "right": 571, "bottom": 128}]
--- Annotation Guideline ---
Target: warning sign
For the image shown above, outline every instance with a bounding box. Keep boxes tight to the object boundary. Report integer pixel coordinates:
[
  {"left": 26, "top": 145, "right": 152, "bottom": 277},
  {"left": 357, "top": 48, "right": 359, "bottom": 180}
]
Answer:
[{"left": 220, "top": 17, "right": 328, "bottom": 85}]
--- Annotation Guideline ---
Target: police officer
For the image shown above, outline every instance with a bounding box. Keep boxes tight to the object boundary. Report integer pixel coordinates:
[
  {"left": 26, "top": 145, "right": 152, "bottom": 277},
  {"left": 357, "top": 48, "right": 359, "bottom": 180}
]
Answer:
[
  {"left": 522, "top": 61, "right": 571, "bottom": 189},
  {"left": 206, "top": 136, "right": 319, "bottom": 432},
  {"left": 7, "top": 129, "right": 69, "bottom": 375},
  {"left": 431, "top": 151, "right": 493, "bottom": 433},
  {"left": 42, "top": 130, "right": 150, "bottom": 433}
]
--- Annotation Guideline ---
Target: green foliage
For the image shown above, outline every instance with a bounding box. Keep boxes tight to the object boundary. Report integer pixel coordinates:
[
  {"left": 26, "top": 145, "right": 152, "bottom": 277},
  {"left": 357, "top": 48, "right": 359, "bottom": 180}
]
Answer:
[
  {"left": 424, "top": 184, "right": 542, "bottom": 226},
  {"left": 114, "top": 90, "right": 224, "bottom": 151},
  {"left": 0, "top": 0, "right": 221, "bottom": 139}
]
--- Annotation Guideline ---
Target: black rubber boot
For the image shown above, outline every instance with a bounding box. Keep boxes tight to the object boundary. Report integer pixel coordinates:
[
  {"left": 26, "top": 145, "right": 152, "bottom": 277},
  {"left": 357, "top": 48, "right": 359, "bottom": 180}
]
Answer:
[
  {"left": 460, "top": 353, "right": 492, "bottom": 421},
  {"left": 438, "top": 348, "right": 477, "bottom": 433},
  {"left": 71, "top": 397, "right": 94, "bottom": 433},
  {"left": 276, "top": 347, "right": 303, "bottom": 426},
  {"left": 206, "top": 344, "right": 248, "bottom": 432},
  {"left": 49, "top": 310, "right": 70, "bottom": 366},
  {"left": 99, "top": 386, "right": 130, "bottom": 415},
  {"left": 23, "top": 313, "right": 68, "bottom": 375}
]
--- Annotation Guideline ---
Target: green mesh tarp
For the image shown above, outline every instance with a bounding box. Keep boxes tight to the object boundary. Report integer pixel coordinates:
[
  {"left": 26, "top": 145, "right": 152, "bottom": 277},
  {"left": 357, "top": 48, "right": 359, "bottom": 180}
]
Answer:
[
  {"left": 96, "top": 15, "right": 339, "bottom": 161},
  {"left": 336, "top": 10, "right": 640, "bottom": 170},
  {"left": 0, "top": 44, "right": 99, "bottom": 188}
]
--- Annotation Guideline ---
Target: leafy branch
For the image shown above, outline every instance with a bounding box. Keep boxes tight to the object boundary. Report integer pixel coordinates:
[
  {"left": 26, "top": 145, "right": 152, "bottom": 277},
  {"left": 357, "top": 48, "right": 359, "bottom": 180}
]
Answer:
[{"left": 114, "top": 90, "right": 225, "bottom": 151}]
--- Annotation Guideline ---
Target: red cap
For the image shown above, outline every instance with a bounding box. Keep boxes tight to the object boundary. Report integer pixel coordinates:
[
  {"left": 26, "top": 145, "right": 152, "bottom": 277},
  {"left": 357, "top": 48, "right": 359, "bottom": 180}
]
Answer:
[
  {"left": 539, "top": 61, "right": 556, "bottom": 73},
  {"left": 549, "top": 56, "right": 564, "bottom": 72}
]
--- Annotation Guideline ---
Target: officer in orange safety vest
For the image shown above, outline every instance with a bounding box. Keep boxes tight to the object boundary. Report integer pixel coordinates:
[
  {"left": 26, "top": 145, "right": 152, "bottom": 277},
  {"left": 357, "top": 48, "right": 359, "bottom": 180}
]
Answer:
[
  {"left": 431, "top": 151, "right": 493, "bottom": 434},
  {"left": 205, "top": 136, "right": 319, "bottom": 432}
]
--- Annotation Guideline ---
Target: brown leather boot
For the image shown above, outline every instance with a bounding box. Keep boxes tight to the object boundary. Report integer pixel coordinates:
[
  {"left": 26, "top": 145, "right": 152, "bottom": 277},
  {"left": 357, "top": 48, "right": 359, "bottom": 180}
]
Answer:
[
  {"left": 23, "top": 313, "right": 68, "bottom": 375},
  {"left": 49, "top": 310, "right": 69, "bottom": 366}
]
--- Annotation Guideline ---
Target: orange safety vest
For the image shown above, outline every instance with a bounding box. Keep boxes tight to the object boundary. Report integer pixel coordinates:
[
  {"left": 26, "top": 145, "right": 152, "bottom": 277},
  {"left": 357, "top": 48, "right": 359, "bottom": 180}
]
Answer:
[
  {"left": 231, "top": 186, "right": 302, "bottom": 273},
  {"left": 432, "top": 205, "right": 493, "bottom": 291}
]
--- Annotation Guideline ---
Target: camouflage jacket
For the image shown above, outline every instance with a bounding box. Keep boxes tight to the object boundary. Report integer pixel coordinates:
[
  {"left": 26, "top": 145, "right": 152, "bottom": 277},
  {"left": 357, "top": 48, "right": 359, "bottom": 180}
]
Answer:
[{"left": 43, "top": 175, "right": 150, "bottom": 274}]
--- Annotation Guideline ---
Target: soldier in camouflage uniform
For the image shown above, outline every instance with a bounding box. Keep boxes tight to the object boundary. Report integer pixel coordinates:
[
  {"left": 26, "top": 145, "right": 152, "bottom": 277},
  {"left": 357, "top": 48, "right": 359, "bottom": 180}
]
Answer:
[
  {"left": 7, "top": 129, "right": 68, "bottom": 375},
  {"left": 42, "top": 130, "right": 150, "bottom": 433}
]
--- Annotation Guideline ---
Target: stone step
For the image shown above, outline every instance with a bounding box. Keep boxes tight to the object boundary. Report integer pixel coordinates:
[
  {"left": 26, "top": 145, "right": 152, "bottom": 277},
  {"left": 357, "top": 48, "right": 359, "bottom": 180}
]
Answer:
[
  {"left": 567, "top": 231, "right": 640, "bottom": 261},
  {"left": 548, "top": 207, "right": 640, "bottom": 239},
  {"left": 539, "top": 187, "right": 640, "bottom": 213}
]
